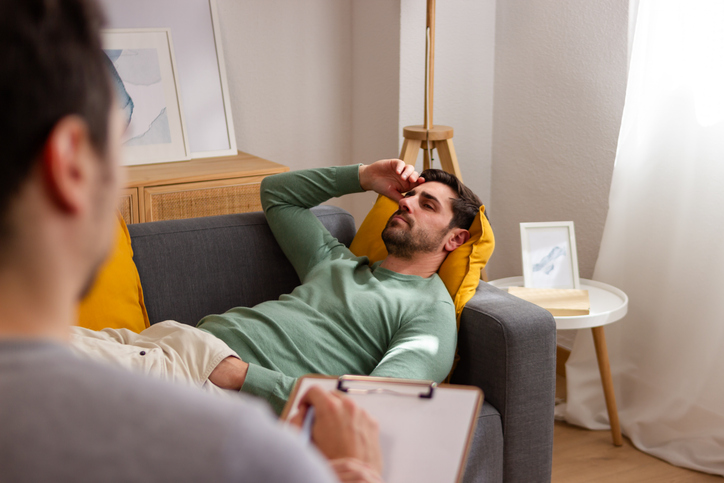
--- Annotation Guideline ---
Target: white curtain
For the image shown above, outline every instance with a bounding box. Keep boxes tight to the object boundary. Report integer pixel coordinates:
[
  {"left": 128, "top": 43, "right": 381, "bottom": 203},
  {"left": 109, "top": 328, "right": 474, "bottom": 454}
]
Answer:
[{"left": 562, "top": 0, "right": 724, "bottom": 475}]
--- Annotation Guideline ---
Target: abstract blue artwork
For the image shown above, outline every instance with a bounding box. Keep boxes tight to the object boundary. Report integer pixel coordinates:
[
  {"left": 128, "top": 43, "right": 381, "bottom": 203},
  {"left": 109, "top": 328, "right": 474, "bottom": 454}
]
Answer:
[
  {"left": 532, "top": 246, "right": 567, "bottom": 276},
  {"left": 521, "top": 222, "right": 580, "bottom": 289},
  {"left": 100, "top": 0, "right": 237, "bottom": 157},
  {"left": 104, "top": 48, "right": 172, "bottom": 146},
  {"left": 102, "top": 28, "right": 189, "bottom": 165},
  {"left": 104, "top": 50, "right": 134, "bottom": 126}
]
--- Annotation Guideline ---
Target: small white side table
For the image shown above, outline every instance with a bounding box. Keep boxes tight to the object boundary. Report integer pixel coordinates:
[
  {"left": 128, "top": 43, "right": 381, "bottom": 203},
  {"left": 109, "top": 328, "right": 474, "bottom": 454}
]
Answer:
[{"left": 490, "top": 277, "right": 629, "bottom": 446}]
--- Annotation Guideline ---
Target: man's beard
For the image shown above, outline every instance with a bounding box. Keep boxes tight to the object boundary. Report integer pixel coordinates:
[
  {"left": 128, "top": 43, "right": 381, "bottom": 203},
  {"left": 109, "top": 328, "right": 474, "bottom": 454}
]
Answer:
[{"left": 381, "top": 211, "right": 448, "bottom": 260}]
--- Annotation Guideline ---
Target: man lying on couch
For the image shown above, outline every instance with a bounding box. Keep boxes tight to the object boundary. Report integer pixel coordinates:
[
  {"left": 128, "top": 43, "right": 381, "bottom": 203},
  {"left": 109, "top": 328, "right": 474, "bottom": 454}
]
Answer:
[
  {"left": 203, "top": 160, "right": 480, "bottom": 407},
  {"left": 72, "top": 159, "right": 483, "bottom": 414}
]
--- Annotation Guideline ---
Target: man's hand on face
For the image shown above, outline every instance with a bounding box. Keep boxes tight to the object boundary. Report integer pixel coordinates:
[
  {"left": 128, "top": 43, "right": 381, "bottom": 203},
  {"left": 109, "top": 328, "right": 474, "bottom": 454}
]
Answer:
[
  {"left": 359, "top": 159, "right": 424, "bottom": 201},
  {"left": 289, "top": 386, "right": 384, "bottom": 480}
]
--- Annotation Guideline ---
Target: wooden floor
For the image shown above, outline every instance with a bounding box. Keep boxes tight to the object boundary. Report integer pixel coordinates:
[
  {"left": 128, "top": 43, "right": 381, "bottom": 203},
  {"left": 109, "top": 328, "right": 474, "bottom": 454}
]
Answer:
[{"left": 552, "top": 376, "right": 722, "bottom": 482}]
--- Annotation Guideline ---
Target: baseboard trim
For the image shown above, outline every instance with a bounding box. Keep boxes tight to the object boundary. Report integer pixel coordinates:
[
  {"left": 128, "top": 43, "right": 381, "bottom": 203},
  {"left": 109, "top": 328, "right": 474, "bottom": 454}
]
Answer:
[{"left": 557, "top": 345, "right": 571, "bottom": 377}]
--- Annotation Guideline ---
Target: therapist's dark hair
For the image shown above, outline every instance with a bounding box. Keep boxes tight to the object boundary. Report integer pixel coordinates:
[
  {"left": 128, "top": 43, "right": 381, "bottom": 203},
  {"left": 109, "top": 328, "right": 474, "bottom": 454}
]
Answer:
[{"left": 0, "top": 0, "right": 112, "bottom": 238}]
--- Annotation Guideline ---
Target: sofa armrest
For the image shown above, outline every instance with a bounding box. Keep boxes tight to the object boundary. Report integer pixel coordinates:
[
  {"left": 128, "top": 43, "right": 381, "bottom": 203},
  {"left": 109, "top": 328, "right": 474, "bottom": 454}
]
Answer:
[{"left": 451, "top": 282, "right": 556, "bottom": 483}]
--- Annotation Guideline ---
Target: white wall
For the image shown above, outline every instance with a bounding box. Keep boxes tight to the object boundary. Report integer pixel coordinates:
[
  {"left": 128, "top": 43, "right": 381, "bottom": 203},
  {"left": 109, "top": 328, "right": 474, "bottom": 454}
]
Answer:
[
  {"left": 487, "top": 0, "right": 629, "bottom": 281},
  {"left": 344, "top": 0, "right": 402, "bottom": 222},
  {"left": 215, "top": 0, "right": 353, "bottom": 173},
  {"left": 399, "top": 0, "right": 497, "bottom": 206}
]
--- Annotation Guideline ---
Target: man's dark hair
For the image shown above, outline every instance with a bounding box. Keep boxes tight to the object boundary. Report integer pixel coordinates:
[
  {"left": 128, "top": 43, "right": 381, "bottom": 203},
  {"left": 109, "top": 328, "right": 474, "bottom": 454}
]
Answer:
[
  {"left": 420, "top": 169, "right": 483, "bottom": 230},
  {"left": 0, "top": 0, "right": 112, "bottom": 232}
]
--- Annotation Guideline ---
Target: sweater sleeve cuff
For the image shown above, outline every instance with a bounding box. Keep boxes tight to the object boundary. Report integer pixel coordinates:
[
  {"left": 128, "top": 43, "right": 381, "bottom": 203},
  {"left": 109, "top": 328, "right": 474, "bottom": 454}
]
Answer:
[
  {"left": 335, "top": 164, "right": 365, "bottom": 196},
  {"left": 242, "top": 363, "right": 297, "bottom": 415}
]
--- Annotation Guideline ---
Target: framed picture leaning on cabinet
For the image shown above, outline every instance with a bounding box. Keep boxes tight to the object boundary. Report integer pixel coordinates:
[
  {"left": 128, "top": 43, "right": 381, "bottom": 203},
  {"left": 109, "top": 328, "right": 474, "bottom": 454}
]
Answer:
[
  {"left": 99, "top": 0, "right": 237, "bottom": 159},
  {"left": 103, "top": 29, "right": 191, "bottom": 166}
]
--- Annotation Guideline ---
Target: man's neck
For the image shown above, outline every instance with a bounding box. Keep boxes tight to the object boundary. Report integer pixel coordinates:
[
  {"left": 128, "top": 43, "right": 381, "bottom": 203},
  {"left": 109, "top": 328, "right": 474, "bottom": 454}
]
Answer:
[
  {"left": 0, "top": 218, "right": 77, "bottom": 342},
  {"left": 0, "top": 264, "right": 73, "bottom": 341},
  {"left": 379, "top": 252, "right": 447, "bottom": 278}
]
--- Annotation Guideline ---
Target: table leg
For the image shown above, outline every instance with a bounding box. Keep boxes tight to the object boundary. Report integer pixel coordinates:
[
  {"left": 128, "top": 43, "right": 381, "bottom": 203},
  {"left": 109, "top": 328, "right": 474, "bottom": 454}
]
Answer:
[{"left": 591, "top": 326, "right": 623, "bottom": 446}]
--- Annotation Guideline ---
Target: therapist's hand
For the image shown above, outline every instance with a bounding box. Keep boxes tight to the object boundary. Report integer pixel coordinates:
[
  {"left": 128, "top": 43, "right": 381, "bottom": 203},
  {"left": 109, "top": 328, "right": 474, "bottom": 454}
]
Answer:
[{"left": 289, "top": 386, "right": 383, "bottom": 476}]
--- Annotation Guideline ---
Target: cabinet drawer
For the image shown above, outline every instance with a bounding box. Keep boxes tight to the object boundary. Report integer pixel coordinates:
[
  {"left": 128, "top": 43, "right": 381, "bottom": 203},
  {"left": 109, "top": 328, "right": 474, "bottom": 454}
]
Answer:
[
  {"left": 143, "top": 176, "right": 267, "bottom": 222},
  {"left": 118, "top": 188, "right": 139, "bottom": 225}
]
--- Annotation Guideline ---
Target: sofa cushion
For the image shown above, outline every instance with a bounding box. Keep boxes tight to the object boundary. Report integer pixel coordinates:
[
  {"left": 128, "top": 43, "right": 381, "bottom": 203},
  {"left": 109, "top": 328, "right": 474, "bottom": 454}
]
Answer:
[
  {"left": 77, "top": 213, "right": 149, "bottom": 332},
  {"left": 128, "top": 207, "right": 356, "bottom": 326}
]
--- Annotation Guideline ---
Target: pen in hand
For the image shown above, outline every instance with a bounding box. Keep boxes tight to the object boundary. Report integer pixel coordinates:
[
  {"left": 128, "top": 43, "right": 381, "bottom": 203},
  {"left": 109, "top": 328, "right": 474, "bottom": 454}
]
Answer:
[{"left": 300, "top": 406, "right": 316, "bottom": 444}]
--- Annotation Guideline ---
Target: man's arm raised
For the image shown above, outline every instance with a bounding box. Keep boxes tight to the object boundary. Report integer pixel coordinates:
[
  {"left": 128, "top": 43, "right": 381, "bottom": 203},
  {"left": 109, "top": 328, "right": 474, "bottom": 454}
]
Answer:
[
  {"left": 261, "top": 166, "right": 365, "bottom": 281},
  {"left": 260, "top": 160, "right": 422, "bottom": 282}
]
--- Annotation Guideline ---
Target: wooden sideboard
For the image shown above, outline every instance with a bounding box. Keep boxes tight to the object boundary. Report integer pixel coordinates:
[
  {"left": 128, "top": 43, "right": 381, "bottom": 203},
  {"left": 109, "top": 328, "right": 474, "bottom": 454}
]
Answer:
[{"left": 119, "top": 151, "right": 289, "bottom": 224}]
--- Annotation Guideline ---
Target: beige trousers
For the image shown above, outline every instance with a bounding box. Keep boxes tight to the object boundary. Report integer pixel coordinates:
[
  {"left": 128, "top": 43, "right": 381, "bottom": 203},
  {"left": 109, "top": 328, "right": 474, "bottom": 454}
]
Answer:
[{"left": 70, "top": 320, "right": 239, "bottom": 397}]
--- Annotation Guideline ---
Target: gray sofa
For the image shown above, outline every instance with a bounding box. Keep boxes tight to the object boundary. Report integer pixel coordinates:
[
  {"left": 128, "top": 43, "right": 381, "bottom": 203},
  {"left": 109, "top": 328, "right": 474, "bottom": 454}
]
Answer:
[{"left": 127, "top": 206, "right": 557, "bottom": 483}]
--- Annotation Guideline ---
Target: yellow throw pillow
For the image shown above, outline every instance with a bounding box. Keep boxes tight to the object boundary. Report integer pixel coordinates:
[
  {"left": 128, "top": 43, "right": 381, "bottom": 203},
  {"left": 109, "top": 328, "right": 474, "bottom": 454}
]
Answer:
[
  {"left": 77, "top": 213, "right": 150, "bottom": 333},
  {"left": 349, "top": 194, "right": 495, "bottom": 325}
]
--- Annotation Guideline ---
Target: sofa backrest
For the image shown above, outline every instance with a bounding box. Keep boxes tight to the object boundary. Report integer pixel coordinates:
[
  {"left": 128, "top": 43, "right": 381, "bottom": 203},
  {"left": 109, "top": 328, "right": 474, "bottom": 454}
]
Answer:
[{"left": 127, "top": 206, "right": 357, "bottom": 326}]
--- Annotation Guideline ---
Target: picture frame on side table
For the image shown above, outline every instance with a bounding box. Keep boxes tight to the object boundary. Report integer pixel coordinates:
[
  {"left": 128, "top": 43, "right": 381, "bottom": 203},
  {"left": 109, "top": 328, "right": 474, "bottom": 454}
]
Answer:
[
  {"left": 103, "top": 28, "right": 191, "bottom": 166},
  {"left": 99, "top": 0, "right": 237, "bottom": 158},
  {"left": 520, "top": 221, "right": 580, "bottom": 289}
]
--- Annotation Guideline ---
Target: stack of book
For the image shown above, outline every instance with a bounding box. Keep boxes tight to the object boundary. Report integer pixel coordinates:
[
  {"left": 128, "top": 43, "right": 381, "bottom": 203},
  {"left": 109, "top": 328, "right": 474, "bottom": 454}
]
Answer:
[{"left": 507, "top": 287, "right": 590, "bottom": 316}]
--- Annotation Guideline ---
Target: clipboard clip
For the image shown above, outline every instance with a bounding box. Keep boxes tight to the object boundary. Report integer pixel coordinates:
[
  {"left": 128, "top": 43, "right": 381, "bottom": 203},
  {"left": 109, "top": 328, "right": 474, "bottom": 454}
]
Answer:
[{"left": 336, "top": 375, "right": 436, "bottom": 399}]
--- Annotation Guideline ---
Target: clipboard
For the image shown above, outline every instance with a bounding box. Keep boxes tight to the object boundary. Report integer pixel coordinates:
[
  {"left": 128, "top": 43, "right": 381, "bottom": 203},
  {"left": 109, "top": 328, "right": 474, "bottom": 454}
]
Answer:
[{"left": 281, "top": 375, "right": 483, "bottom": 483}]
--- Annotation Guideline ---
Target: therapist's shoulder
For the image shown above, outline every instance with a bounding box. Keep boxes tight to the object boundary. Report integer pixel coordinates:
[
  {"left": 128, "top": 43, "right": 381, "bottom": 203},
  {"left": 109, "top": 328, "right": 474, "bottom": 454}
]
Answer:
[
  {"left": 2, "top": 349, "right": 336, "bottom": 483},
  {"left": 93, "top": 363, "right": 338, "bottom": 483}
]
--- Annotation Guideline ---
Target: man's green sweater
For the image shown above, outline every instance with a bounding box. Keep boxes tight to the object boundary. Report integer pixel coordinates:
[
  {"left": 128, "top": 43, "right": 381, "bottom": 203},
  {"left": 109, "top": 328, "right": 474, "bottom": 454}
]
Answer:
[{"left": 197, "top": 165, "right": 456, "bottom": 413}]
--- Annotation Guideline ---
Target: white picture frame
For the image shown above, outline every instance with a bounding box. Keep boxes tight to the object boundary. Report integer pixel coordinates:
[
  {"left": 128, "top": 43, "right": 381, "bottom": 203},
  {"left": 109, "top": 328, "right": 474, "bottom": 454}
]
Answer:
[
  {"left": 103, "top": 28, "right": 191, "bottom": 166},
  {"left": 99, "top": 0, "right": 237, "bottom": 158},
  {"left": 520, "top": 221, "right": 581, "bottom": 289}
]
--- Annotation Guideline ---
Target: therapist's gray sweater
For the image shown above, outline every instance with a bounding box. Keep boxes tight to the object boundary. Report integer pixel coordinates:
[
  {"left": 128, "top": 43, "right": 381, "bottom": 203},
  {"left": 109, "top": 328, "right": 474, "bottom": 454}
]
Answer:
[{"left": 0, "top": 341, "right": 336, "bottom": 483}]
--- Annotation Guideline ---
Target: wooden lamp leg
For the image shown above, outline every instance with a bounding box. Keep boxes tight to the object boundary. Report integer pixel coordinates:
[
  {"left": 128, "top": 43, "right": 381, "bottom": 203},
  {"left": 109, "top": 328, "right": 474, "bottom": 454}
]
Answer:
[
  {"left": 591, "top": 326, "right": 624, "bottom": 446},
  {"left": 435, "top": 138, "right": 463, "bottom": 182},
  {"left": 423, "top": 146, "right": 432, "bottom": 171},
  {"left": 399, "top": 138, "right": 422, "bottom": 166}
]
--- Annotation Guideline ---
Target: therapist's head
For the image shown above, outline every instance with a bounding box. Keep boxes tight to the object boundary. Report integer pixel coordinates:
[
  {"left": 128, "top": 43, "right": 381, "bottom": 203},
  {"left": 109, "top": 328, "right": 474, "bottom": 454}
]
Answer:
[{"left": 0, "top": 0, "right": 122, "bottom": 304}]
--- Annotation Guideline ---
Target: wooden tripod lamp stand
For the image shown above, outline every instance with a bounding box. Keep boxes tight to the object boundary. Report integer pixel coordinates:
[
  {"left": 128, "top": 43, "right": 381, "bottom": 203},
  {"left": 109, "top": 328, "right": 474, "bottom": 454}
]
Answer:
[
  {"left": 399, "top": 0, "right": 463, "bottom": 181},
  {"left": 399, "top": 1, "right": 490, "bottom": 282}
]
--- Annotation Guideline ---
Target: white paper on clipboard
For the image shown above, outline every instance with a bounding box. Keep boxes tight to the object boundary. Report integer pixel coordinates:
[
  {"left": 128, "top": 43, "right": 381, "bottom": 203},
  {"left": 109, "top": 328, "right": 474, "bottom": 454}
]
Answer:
[{"left": 282, "top": 375, "right": 483, "bottom": 483}]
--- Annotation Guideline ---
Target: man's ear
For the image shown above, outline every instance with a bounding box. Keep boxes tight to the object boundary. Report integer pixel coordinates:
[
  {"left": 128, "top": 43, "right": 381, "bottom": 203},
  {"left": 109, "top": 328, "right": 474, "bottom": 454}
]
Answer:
[
  {"left": 41, "top": 116, "right": 94, "bottom": 214},
  {"left": 444, "top": 228, "right": 470, "bottom": 253}
]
